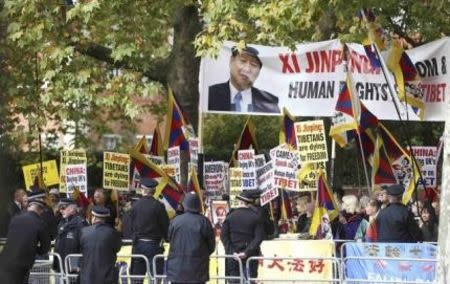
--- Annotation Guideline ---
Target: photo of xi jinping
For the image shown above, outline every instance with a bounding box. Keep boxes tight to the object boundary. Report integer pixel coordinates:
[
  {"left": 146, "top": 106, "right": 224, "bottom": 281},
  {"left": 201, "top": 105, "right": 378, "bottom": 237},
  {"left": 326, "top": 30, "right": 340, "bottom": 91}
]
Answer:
[{"left": 208, "top": 46, "right": 280, "bottom": 113}]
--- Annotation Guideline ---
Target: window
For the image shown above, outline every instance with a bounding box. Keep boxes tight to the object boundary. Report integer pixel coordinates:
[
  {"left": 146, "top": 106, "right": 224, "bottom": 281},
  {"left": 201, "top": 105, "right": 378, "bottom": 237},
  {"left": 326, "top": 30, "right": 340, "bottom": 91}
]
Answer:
[{"left": 103, "top": 134, "right": 122, "bottom": 150}]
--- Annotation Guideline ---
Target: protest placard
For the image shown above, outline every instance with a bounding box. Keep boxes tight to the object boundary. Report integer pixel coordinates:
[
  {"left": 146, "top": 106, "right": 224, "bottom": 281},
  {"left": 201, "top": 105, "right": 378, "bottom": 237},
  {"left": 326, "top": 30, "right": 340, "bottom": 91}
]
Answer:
[
  {"left": 255, "top": 154, "right": 266, "bottom": 169},
  {"left": 238, "top": 149, "right": 257, "bottom": 190},
  {"left": 411, "top": 146, "right": 437, "bottom": 190},
  {"left": 229, "top": 167, "right": 243, "bottom": 208},
  {"left": 22, "top": 160, "right": 59, "bottom": 190},
  {"left": 189, "top": 138, "right": 199, "bottom": 169},
  {"left": 256, "top": 161, "right": 275, "bottom": 192},
  {"left": 167, "top": 146, "right": 181, "bottom": 183},
  {"left": 298, "top": 162, "right": 327, "bottom": 192},
  {"left": 270, "top": 145, "right": 300, "bottom": 191},
  {"left": 65, "top": 164, "right": 87, "bottom": 195},
  {"left": 103, "top": 152, "right": 130, "bottom": 191},
  {"left": 60, "top": 149, "right": 87, "bottom": 193},
  {"left": 210, "top": 200, "right": 229, "bottom": 236},
  {"left": 295, "top": 120, "right": 328, "bottom": 163},
  {"left": 204, "top": 161, "right": 226, "bottom": 200}
]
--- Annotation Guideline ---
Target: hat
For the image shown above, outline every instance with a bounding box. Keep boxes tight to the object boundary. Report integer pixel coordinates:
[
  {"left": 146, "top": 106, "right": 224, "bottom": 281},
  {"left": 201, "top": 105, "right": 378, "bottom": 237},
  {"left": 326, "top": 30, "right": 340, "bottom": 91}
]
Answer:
[
  {"left": 28, "top": 191, "right": 46, "bottom": 201},
  {"left": 59, "top": 198, "right": 76, "bottom": 206},
  {"left": 386, "top": 184, "right": 405, "bottom": 196},
  {"left": 182, "top": 192, "right": 201, "bottom": 213},
  {"left": 140, "top": 178, "right": 158, "bottom": 189},
  {"left": 49, "top": 188, "right": 59, "bottom": 195},
  {"left": 245, "top": 189, "right": 262, "bottom": 199},
  {"left": 29, "top": 199, "right": 47, "bottom": 208},
  {"left": 92, "top": 206, "right": 110, "bottom": 218},
  {"left": 236, "top": 191, "right": 255, "bottom": 203},
  {"left": 231, "top": 46, "right": 263, "bottom": 67}
]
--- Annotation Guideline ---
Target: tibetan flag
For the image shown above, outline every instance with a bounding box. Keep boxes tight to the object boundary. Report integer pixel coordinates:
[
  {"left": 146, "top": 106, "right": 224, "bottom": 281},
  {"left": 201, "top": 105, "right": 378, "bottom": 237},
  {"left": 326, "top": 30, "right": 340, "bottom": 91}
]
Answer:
[
  {"left": 230, "top": 117, "right": 258, "bottom": 165},
  {"left": 279, "top": 107, "right": 297, "bottom": 149},
  {"left": 387, "top": 41, "right": 425, "bottom": 120},
  {"left": 134, "top": 136, "right": 149, "bottom": 154},
  {"left": 309, "top": 172, "right": 339, "bottom": 237},
  {"left": 164, "top": 88, "right": 189, "bottom": 151},
  {"left": 129, "top": 148, "right": 166, "bottom": 180},
  {"left": 150, "top": 123, "right": 164, "bottom": 156},
  {"left": 72, "top": 186, "right": 90, "bottom": 208},
  {"left": 329, "top": 80, "right": 358, "bottom": 148},
  {"left": 379, "top": 124, "right": 420, "bottom": 204},
  {"left": 280, "top": 189, "right": 293, "bottom": 220},
  {"left": 371, "top": 133, "right": 397, "bottom": 189},
  {"left": 360, "top": 9, "right": 386, "bottom": 51},
  {"left": 154, "top": 177, "right": 184, "bottom": 219},
  {"left": 187, "top": 167, "right": 205, "bottom": 214},
  {"left": 357, "top": 102, "right": 379, "bottom": 162}
]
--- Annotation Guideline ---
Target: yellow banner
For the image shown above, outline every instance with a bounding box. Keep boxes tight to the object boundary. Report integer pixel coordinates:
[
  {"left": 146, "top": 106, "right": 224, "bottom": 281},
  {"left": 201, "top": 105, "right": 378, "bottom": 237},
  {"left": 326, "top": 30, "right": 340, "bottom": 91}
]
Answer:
[
  {"left": 22, "top": 160, "right": 59, "bottom": 191},
  {"left": 103, "top": 152, "right": 130, "bottom": 191}
]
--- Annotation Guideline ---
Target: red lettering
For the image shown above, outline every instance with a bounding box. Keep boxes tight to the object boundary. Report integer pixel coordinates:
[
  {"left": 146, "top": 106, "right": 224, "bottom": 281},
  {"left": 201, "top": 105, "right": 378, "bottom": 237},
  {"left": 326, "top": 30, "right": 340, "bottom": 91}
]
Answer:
[{"left": 279, "top": 54, "right": 294, "bottom": 73}]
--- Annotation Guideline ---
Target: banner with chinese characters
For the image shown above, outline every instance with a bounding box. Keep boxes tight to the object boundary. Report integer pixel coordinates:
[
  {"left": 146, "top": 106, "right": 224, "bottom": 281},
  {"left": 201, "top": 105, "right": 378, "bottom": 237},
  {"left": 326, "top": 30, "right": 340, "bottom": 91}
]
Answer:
[
  {"left": 258, "top": 240, "right": 334, "bottom": 281},
  {"left": 345, "top": 242, "right": 437, "bottom": 283}
]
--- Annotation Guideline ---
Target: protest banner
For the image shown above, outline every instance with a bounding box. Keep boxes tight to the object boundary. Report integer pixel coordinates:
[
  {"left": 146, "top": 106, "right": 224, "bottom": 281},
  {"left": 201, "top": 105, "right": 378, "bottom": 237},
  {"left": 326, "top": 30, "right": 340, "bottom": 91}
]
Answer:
[
  {"left": 210, "top": 200, "right": 229, "bottom": 236},
  {"left": 238, "top": 149, "right": 257, "bottom": 190},
  {"left": 295, "top": 120, "right": 328, "bottom": 163},
  {"left": 103, "top": 152, "right": 130, "bottom": 191},
  {"left": 22, "top": 160, "right": 59, "bottom": 190},
  {"left": 229, "top": 167, "right": 243, "bottom": 208},
  {"left": 167, "top": 146, "right": 181, "bottom": 183},
  {"left": 65, "top": 164, "right": 87, "bottom": 195},
  {"left": 256, "top": 161, "right": 276, "bottom": 195},
  {"left": 59, "top": 149, "right": 87, "bottom": 194},
  {"left": 204, "top": 161, "right": 226, "bottom": 200},
  {"left": 344, "top": 242, "right": 436, "bottom": 283},
  {"left": 411, "top": 146, "right": 438, "bottom": 190},
  {"left": 298, "top": 162, "right": 327, "bottom": 192},
  {"left": 270, "top": 144, "right": 300, "bottom": 191},
  {"left": 189, "top": 138, "right": 199, "bottom": 171},
  {"left": 199, "top": 39, "right": 449, "bottom": 121}
]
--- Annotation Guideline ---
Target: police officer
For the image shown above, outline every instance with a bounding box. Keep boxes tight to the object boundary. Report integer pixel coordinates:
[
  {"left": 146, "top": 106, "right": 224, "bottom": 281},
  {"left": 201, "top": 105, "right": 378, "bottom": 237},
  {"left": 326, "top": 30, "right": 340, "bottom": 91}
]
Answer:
[
  {"left": 247, "top": 189, "right": 275, "bottom": 240},
  {"left": 80, "top": 206, "right": 122, "bottom": 284},
  {"left": 167, "top": 192, "right": 216, "bottom": 284},
  {"left": 53, "top": 198, "right": 88, "bottom": 274},
  {"left": 130, "top": 178, "right": 169, "bottom": 283},
  {"left": 0, "top": 197, "right": 51, "bottom": 283},
  {"left": 377, "top": 184, "right": 423, "bottom": 242},
  {"left": 221, "top": 191, "right": 264, "bottom": 283}
]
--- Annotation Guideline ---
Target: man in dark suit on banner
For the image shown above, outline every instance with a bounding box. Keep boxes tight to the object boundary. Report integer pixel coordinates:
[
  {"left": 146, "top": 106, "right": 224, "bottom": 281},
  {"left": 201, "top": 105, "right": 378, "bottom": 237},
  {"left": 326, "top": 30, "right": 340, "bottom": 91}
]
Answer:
[{"left": 208, "top": 46, "right": 280, "bottom": 113}]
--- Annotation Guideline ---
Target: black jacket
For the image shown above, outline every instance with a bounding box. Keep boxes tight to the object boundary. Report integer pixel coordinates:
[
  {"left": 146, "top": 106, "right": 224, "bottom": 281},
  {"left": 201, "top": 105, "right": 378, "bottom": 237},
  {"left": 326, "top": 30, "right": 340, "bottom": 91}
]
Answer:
[
  {"left": 377, "top": 202, "right": 423, "bottom": 243},
  {"left": 53, "top": 215, "right": 88, "bottom": 271},
  {"left": 41, "top": 205, "right": 58, "bottom": 241},
  {"left": 220, "top": 207, "right": 264, "bottom": 257},
  {"left": 130, "top": 195, "right": 169, "bottom": 241},
  {"left": 80, "top": 222, "right": 122, "bottom": 284},
  {"left": 0, "top": 211, "right": 51, "bottom": 270},
  {"left": 208, "top": 82, "right": 280, "bottom": 113},
  {"left": 167, "top": 212, "right": 216, "bottom": 283}
]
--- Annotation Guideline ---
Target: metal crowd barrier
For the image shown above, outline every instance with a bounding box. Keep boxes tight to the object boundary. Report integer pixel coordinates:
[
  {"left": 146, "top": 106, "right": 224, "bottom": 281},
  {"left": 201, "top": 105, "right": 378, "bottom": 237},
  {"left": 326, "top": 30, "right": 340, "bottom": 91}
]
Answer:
[
  {"left": 65, "top": 253, "right": 151, "bottom": 284},
  {"left": 246, "top": 256, "right": 341, "bottom": 283},
  {"left": 153, "top": 254, "right": 245, "bottom": 284},
  {"left": 342, "top": 256, "right": 437, "bottom": 284},
  {"left": 28, "top": 252, "right": 64, "bottom": 284}
]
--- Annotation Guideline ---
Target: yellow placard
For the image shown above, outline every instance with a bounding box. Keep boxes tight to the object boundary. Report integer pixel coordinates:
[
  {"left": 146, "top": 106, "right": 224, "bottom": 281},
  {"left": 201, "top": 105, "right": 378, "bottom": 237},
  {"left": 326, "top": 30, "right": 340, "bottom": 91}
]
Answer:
[
  {"left": 295, "top": 120, "right": 329, "bottom": 163},
  {"left": 103, "top": 152, "right": 130, "bottom": 191},
  {"left": 22, "top": 160, "right": 59, "bottom": 190}
]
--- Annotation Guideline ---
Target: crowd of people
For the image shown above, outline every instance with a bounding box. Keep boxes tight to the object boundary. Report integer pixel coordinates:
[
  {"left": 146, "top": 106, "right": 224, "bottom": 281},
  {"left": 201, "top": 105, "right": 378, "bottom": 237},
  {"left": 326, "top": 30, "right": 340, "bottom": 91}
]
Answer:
[{"left": 0, "top": 181, "right": 439, "bottom": 283}]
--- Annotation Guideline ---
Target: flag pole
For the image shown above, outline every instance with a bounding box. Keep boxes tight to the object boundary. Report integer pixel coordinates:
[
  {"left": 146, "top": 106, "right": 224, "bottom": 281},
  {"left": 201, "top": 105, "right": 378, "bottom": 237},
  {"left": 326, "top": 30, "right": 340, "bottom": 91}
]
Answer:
[
  {"left": 356, "top": 130, "right": 372, "bottom": 195},
  {"left": 361, "top": 9, "right": 426, "bottom": 204}
]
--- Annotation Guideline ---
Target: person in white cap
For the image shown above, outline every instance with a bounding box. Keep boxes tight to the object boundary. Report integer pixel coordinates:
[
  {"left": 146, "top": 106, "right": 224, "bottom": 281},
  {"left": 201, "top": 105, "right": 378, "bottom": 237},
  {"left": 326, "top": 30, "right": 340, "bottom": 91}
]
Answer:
[
  {"left": 0, "top": 197, "right": 51, "bottom": 283},
  {"left": 80, "top": 206, "right": 122, "bottom": 284}
]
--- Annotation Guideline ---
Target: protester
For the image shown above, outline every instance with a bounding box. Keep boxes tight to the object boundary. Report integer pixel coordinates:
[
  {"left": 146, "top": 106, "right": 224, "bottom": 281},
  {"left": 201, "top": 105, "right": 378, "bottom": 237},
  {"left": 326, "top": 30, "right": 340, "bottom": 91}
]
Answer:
[
  {"left": 248, "top": 189, "right": 275, "bottom": 240},
  {"left": 80, "top": 206, "right": 122, "bottom": 284},
  {"left": 130, "top": 178, "right": 169, "bottom": 283},
  {"left": 419, "top": 202, "right": 438, "bottom": 242},
  {"left": 87, "top": 188, "right": 117, "bottom": 227},
  {"left": 0, "top": 197, "right": 51, "bottom": 283},
  {"left": 48, "top": 187, "right": 61, "bottom": 213},
  {"left": 221, "top": 191, "right": 264, "bottom": 283},
  {"left": 167, "top": 192, "right": 216, "bottom": 284},
  {"left": 333, "top": 195, "right": 364, "bottom": 240},
  {"left": 53, "top": 198, "right": 88, "bottom": 274},
  {"left": 378, "top": 187, "right": 389, "bottom": 209},
  {"left": 377, "top": 184, "right": 423, "bottom": 242},
  {"left": 296, "top": 197, "right": 313, "bottom": 234},
  {"left": 359, "top": 198, "right": 381, "bottom": 242}
]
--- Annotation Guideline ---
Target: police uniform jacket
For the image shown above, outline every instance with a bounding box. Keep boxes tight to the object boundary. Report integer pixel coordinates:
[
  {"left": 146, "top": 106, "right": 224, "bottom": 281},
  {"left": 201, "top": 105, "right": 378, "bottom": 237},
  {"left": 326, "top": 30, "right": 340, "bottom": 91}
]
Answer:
[
  {"left": 0, "top": 211, "right": 51, "bottom": 270},
  {"left": 377, "top": 202, "right": 423, "bottom": 243},
  {"left": 130, "top": 195, "right": 169, "bottom": 241},
  {"left": 80, "top": 222, "right": 122, "bottom": 284},
  {"left": 220, "top": 207, "right": 264, "bottom": 257},
  {"left": 41, "top": 204, "right": 58, "bottom": 241},
  {"left": 53, "top": 215, "right": 88, "bottom": 271},
  {"left": 167, "top": 212, "right": 216, "bottom": 283}
]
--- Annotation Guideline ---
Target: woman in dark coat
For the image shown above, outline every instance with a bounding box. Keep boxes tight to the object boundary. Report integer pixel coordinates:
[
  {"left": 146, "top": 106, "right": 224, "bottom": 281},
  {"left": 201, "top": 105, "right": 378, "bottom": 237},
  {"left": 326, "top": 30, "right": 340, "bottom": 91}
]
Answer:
[
  {"left": 419, "top": 203, "right": 438, "bottom": 242},
  {"left": 167, "top": 192, "right": 216, "bottom": 284}
]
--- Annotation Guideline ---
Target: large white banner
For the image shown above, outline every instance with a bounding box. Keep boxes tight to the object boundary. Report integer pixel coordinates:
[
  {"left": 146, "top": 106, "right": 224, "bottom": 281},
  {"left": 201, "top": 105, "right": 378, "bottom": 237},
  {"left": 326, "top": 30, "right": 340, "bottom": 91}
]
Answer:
[{"left": 199, "top": 38, "right": 449, "bottom": 121}]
